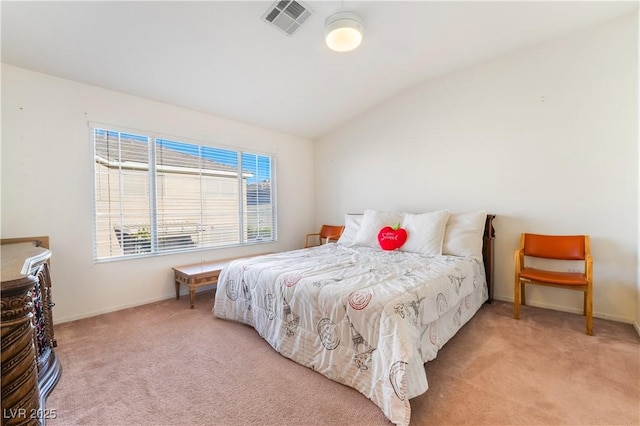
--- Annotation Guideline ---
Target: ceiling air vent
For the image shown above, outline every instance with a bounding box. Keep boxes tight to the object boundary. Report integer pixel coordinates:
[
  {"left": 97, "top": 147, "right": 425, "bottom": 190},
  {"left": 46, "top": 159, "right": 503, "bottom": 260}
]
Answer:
[{"left": 262, "top": 0, "right": 313, "bottom": 36}]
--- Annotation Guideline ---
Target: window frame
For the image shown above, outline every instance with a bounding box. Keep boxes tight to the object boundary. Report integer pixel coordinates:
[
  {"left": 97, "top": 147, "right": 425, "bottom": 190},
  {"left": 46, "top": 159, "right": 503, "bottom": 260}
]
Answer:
[{"left": 90, "top": 123, "right": 277, "bottom": 262}]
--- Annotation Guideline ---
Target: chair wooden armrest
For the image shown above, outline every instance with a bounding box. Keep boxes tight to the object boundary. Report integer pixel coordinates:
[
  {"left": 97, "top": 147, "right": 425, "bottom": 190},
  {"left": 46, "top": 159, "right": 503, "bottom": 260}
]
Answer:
[{"left": 324, "top": 232, "right": 342, "bottom": 242}]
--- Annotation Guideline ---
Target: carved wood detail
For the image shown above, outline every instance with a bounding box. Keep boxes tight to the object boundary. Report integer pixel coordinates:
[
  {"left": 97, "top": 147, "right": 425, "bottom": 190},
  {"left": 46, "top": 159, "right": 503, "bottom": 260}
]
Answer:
[{"left": 1, "top": 238, "right": 60, "bottom": 425}]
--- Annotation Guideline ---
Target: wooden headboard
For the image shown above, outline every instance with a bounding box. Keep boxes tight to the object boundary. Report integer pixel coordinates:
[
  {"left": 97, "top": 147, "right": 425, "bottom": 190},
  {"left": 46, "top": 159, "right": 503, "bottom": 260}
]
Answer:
[{"left": 482, "top": 214, "right": 496, "bottom": 303}]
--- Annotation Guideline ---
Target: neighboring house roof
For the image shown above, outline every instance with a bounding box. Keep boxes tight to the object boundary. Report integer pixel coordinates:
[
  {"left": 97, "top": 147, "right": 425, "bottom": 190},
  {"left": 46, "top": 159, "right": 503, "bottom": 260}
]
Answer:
[{"left": 94, "top": 133, "right": 246, "bottom": 177}]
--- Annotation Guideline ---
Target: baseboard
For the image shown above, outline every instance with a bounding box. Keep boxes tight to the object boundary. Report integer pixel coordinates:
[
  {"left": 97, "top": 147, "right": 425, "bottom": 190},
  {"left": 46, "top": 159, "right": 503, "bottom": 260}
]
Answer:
[
  {"left": 492, "top": 295, "right": 634, "bottom": 325},
  {"left": 55, "top": 285, "right": 216, "bottom": 324}
]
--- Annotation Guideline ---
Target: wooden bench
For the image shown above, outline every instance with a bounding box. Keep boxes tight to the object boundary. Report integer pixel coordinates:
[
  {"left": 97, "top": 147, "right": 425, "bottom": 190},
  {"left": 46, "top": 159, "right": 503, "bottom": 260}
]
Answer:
[{"left": 172, "top": 253, "right": 270, "bottom": 309}]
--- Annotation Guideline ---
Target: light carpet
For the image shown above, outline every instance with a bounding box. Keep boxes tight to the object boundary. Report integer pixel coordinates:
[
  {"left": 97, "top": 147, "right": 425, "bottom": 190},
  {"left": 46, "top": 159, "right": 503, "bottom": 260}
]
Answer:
[{"left": 46, "top": 293, "right": 640, "bottom": 425}]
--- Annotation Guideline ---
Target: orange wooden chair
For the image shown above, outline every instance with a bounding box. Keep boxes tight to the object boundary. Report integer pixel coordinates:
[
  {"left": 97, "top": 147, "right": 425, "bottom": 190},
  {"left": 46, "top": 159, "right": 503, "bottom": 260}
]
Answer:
[
  {"left": 514, "top": 233, "right": 593, "bottom": 335},
  {"left": 305, "top": 225, "right": 345, "bottom": 248}
]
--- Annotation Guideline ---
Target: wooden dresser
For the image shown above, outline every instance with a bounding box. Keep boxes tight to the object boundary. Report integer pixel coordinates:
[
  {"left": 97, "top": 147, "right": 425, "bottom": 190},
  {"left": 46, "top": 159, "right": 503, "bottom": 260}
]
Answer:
[{"left": 1, "top": 237, "right": 61, "bottom": 425}]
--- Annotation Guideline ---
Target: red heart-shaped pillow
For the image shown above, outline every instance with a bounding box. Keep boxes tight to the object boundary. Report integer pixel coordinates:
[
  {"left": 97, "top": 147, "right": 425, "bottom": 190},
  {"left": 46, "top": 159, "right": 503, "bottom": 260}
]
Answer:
[{"left": 378, "top": 224, "right": 407, "bottom": 251}]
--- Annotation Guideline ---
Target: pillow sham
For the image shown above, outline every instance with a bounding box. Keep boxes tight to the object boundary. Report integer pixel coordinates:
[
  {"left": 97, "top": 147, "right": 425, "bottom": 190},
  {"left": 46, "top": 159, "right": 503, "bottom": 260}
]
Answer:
[
  {"left": 353, "top": 209, "right": 404, "bottom": 248},
  {"left": 400, "top": 210, "right": 450, "bottom": 255},
  {"left": 337, "top": 214, "right": 363, "bottom": 246},
  {"left": 442, "top": 211, "right": 487, "bottom": 258}
]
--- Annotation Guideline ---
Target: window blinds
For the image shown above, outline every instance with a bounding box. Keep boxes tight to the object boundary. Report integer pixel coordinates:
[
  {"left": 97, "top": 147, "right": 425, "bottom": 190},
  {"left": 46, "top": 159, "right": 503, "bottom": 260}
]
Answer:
[{"left": 92, "top": 126, "right": 276, "bottom": 260}]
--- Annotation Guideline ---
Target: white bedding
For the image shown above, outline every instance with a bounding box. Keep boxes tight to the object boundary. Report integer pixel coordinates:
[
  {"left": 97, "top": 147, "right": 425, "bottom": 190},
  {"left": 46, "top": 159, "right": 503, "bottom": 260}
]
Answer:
[{"left": 213, "top": 244, "right": 488, "bottom": 426}]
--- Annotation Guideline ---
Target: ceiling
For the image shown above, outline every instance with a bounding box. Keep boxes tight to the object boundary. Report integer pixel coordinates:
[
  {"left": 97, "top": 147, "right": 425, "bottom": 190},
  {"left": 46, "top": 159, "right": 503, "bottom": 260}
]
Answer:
[{"left": 2, "top": 1, "right": 637, "bottom": 140}]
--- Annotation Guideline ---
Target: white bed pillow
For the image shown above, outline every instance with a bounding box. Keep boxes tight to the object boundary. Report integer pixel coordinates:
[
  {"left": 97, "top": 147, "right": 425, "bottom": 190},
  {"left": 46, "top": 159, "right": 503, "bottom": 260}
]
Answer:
[
  {"left": 400, "top": 210, "right": 450, "bottom": 255},
  {"left": 442, "top": 211, "right": 487, "bottom": 258},
  {"left": 353, "top": 209, "right": 404, "bottom": 248},
  {"left": 337, "top": 214, "right": 363, "bottom": 246}
]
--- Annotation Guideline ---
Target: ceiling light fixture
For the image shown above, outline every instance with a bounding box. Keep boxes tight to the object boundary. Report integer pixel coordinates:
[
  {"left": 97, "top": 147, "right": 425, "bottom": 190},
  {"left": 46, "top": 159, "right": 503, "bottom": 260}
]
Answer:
[{"left": 324, "top": 11, "right": 363, "bottom": 52}]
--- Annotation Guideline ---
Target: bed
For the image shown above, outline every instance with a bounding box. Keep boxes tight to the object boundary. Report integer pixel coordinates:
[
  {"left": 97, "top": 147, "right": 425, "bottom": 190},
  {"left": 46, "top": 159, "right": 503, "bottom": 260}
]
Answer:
[{"left": 213, "top": 210, "right": 495, "bottom": 426}]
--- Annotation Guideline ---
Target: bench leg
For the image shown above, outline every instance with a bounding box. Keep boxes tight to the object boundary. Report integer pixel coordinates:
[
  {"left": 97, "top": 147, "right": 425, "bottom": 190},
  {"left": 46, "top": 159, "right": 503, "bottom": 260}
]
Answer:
[
  {"left": 189, "top": 285, "right": 196, "bottom": 309},
  {"left": 175, "top": 279, "right": 180, "bottom": 300}
]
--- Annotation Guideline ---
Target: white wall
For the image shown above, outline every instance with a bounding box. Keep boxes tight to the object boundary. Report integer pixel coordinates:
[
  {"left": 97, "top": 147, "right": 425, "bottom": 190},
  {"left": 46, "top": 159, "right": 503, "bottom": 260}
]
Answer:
[
  {"left": 315, "top": 13, "right": 638, "bottom": 324},
  {"left": 1, "top": 64, "right": 316, "bottom": 323}
]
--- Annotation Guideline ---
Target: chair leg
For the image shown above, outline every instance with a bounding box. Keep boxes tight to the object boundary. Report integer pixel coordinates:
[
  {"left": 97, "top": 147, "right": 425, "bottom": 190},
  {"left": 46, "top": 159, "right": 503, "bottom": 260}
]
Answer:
[
  {"left": 514, "top": 279, "right": 520, "bottom": 320},
  {"left": 520, "top": 282, "right": 526, "bottom": 306},
  {"left": 585, "top": 288, "right": 593, "bottom": 336}
]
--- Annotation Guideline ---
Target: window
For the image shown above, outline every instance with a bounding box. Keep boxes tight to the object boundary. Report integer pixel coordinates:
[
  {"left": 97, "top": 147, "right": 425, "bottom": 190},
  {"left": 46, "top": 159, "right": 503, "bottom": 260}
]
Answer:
[{"left": 92, "top": 126, "right": 276, "bottom": 260}]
